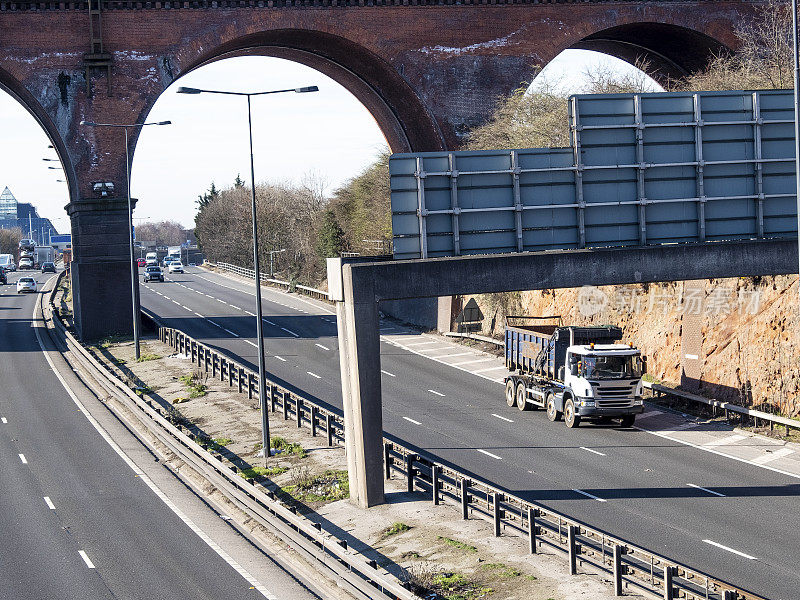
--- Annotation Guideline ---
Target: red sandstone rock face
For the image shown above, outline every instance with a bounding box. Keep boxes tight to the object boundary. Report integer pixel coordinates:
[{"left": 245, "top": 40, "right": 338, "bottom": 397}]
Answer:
[
  {"left": 0, "top": 1, "right": 758, "bottom": 203},
  {"left": 467, "top": 274, "right": 800, "bottom": 417}
]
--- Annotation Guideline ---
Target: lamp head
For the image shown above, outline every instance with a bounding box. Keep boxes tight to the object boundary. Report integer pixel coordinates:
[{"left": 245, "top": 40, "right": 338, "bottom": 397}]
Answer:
[
  {"left": 294, "top": 86, "right": 319, "bottom": 93},
  {"left": 176, "top": 87, "right": 202, "bottom": 94}
]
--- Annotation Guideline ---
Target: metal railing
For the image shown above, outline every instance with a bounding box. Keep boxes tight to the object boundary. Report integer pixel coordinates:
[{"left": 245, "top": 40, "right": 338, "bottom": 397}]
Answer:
[
  {"left": 45, "top": 274, "right": 420, "bottom": 600},
  {"left": 155, "top": 321, "right": 765, "bottom": 600},
  {"left": 644, "top": 381, "right": 800, "bottom": 437},
  {"left": 213, "top": 261, "right": 330, "bottom": 302}
]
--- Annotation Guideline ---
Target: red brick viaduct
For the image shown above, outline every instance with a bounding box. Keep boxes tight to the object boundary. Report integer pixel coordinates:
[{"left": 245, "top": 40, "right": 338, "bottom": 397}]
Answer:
[{"left": 0, "top": 0, "right": 763, "bottom": 338}]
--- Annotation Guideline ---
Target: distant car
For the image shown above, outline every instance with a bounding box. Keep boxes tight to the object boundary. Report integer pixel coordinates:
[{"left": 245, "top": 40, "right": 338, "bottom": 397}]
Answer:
[
  {"left": 136, "top": 258, "right": 146, "bottom": 267},
  {"left": 145, "top": 259, "right": 158, "bottom": 267},
  {"left": 16, "top": 277, "right": 37, "bottom": 293},
  {"left": 143, "top": 266, "right": 164, "bottom": 282},
  {"left": 188, "top": 262, "right": 196, "bottom": 267},
  {"left": 18, "top": 258, "right": 33, "bottom": 270},
  {"left": 41, "top": 262, "right": 56, "bottom": 273},
  {"left": 162, "top": 256, "right": 175, "bottom": 267},
  {"left": 168, "top": 261, "right": 184, "bottom": 273},
  {"left": 0, "top": 270, "right": 6, "bottom": 285}
]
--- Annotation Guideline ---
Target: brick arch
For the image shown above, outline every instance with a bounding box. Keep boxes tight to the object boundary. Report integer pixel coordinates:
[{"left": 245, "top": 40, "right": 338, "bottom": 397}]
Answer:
[
  {"left": 572, "top": 22, "right": 733, "bottom": 83},
  {"left": 0, "top": 67, "right": 77, "bottom": 203},
  {"left": 165, "top": 29, "right": 446, "bottom": 154}
]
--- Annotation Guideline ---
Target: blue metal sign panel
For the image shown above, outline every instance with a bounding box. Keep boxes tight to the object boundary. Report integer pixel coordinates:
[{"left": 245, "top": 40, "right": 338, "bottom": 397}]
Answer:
[{"left": 390, "top": 89, "right": 797, "bottom": 259}]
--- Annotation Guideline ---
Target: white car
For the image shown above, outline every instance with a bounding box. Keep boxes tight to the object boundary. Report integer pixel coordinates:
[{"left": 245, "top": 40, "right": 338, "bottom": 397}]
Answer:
[
  {"left": 17, "top": 277, "right": 37, "bottom": 293},
  {"left": 18, "top": 258, "right": 33, "bottom": 270},
  {"left": 168, "top": 261, "right": 184, "bottom": 273}
]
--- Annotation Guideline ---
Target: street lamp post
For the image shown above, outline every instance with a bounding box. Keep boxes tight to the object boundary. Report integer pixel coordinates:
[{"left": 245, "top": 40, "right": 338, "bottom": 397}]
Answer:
[
  {"left": 79, "top": 119, "right": 171, "bottom": 360},
  {"left": 177, "top": 84, "right": 318, "bottom": 464}
]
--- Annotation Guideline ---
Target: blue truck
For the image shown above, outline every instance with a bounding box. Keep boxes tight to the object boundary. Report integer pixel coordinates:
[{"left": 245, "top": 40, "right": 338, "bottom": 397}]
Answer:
[{"left": 504, "top": 317, "right": 646, "bottom": 428}]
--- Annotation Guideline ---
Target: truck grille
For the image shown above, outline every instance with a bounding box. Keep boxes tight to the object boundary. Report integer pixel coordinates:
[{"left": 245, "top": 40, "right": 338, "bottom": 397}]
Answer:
[
  {"left": 592, "top": 384, "right": 635, "bottom": 408},
  {"left": 596, "top": 398, "right": 634, "bottom": 409}
]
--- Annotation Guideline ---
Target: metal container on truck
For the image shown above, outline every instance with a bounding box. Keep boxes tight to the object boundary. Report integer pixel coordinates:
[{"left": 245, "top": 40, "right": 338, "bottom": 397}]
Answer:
[
  {"left": 504, "top": 316, "right": 646, "bottom": 428},
  {"left": 34, "top": 246, "right": 53, "bottom": 267}
]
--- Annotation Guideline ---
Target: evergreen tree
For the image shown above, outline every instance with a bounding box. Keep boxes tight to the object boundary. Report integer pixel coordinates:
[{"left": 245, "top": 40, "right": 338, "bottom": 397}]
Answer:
[
  {"left": 234, "top": 174, "right": 245, "bottom": 189},
  {"left": 315, "top": 210, "right": 345, "bottom": 259}
]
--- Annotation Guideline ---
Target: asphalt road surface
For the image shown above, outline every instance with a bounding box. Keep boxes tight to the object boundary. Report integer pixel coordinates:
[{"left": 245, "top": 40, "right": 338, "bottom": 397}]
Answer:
[
  {"left": 0, "top": 269, "right": 321, "bottom": 600},
  {"left": 141, "top": 266, "right": 800, "bottom": 599}
]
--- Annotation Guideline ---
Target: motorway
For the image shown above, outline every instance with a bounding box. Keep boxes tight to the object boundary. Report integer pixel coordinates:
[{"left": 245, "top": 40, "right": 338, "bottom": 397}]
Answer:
[
  {"left": 141, "top": 266, "right": 800, "bottom": 599},
  {"left": 0, "top": 269, "right": 322, "bottom": 600}
]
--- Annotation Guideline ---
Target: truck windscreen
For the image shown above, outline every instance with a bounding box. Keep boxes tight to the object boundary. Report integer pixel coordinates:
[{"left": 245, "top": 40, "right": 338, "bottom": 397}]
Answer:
[{"left": 582, "top": 355, "right": 642, "bottom": 380}]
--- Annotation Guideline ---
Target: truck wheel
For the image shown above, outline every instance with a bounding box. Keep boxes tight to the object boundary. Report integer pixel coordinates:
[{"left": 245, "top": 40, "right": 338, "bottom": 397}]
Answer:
[
  {"left": 505, "top": 379, "right": 516, "bottom": 407},
  {"left": 564, "top": 399, "right": 581, "bottom": 428},
  {"left": 546, "top": 394, "right": 561, "bottom": 422},
  {"left": 619, "top": 415, "right": 636, "bottom": 427},
  {"left": 516, "top": 383, "right": 530, "bottom": 411}
]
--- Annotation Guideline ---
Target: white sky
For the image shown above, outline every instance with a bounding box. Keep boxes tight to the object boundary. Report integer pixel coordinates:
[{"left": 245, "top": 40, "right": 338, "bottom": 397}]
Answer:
[{"left": 0, "top": 50, "right": 658, "bottom": 232}]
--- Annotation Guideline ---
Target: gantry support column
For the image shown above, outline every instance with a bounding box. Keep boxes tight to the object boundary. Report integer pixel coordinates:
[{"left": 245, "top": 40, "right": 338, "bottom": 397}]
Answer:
[
  {"left": 67, "top": 197, "right": 137, "bottom": 341},
  {"left": 329, "top": 258, "right": 385, "bottom": 508}
]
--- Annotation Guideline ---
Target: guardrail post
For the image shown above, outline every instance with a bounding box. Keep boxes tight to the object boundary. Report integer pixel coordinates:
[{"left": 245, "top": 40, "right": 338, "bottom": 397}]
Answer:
[
  {"left": 270, "top": 386, "right": 278, "bottom": 413},
  {"left": 247, "top": 373, "right": 253, "bottom": 399},
  {"left": 191, "top": 341, "right": 196, "bottom": 364},
  {"left": 238, "top": 367, "right": 244, "bottom": 393},
  {"left": 384, "top": 443, "right": 392, "bottom": 479},
  {"left": 326, "top": 414, "right": 333, "bottom": 446},
  {"left": 432, "top": 465, "right": 440, "bottom": 505},
  {"left": 283, "top": 391, "right": 290, "bottom": 420},
  {"left": 228, "top": 362, "right": 234, "bottom": 387},
  {"left": 613, "top": 544, "right": 624, "bottom": 595},
  {"left": 406, "top": 454, "right": 415, "bottom": 493},
  {"left": 723, "top": 591, "right": 738, "bottom": 600},
  {"left": 461, "top": 478, "right": 470, "bottom": 519},
  {"left": 528, "top": 507, "right": 538, "bottom": 554},
  {"left": 493, "top": 493, "right": 502, "bottom": 537},
  {"left": 204, "top": 348, "right": 210, "bottom": 372},
  {"left": 296, "top": 398, "right": 303, "bottom": 428},
  {"left": 311, "top": 406, "right": 318, "bottom": 436},
  {"left": 212, "top": 353, "right": 217, "bottom": 378},
  {"left": 663, "top": 566, "right": 675, "bottom": 600},
  {"left": 568, "top": 525, "right": 578, "bottom": 575}
]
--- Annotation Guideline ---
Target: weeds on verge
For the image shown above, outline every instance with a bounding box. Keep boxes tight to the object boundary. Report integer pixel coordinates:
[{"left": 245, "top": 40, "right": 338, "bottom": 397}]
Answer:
[
  {"left": 270, "top": 436, "right": 306, "bottom": 458},
  {"left": 437, "top": 536, "right": 477, "bottom": 553},
  {"left": 180, "top": 371, "right": 208, "bottom": 398},
  {"left": 281, "top": 467, "right": 349, "bottom": 502},
  {"left": 136, "top": 353, "right": 161, "bottom": 363},
  {"left": 383, "top": 522, "right": 411, "bottom": 536}
]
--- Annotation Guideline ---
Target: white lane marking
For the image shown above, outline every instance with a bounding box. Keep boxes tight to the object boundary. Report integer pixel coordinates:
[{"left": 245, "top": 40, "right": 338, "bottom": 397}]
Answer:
[
  {"left": 78, "top": 550, "right": 95, "bottom": 569},
  {"left": 18, "top": 453, "right": 27, "bottom": 464},
  {"left": 428, "top": 389, "right": 445, "bottom": 397},
  {"left": 573, "top": 489, "right": 607, "bottom": 502},
  {"left": 704, "top": 434, "right": 747, "bottom": 447},
  {"left": 44, "top": 496, "right": 55, "bottom": 510},
  {"left": 223, "top": 329, "right": 240, "bottom": 337},
  {"left": 450, "top": 357, "right": 495, "bottom": 366},
  {"left": 306, "top": 371, "right": 321, "bottom": 379},
  {"left": 193, "top": 312, "right": 204, "bottom": 318},
  {"left": 171, "top": 299, "right": 181, "bottom": 305},
  {"left": 438, "top": 352, "right": 475, "bottom": 359},
  {"left": 415, "top": 347, "right": 451, "bottom": 353},
  {"left": 491, "top": 413, "right": 514, "bottom": 423},
  {"left": 380, "top": 327, "right": 398, "bottom": 332},
  {"left": 230, "top": 306, "right": 242, "bottom": 311},
  {"left": 315, "top": 343, "right": 329, "bottom": 351},
  {"left": 263, "top": 319, "right": 277, "bottom": 326},
  {"left": 381, "top": 370, "right": 396, "bottom": 377},
  {"left": 204, "top": 293, "right": 214, "bottom": 298},
  {"left": 402, "top": 416, "right": 422, "bottom": 425},
  {"left": 752, "top": 447, "right": 794, "bottom": 464},
  {"left": 580, "top": 446, "right": 607, "bottom": 456},
  {"left": 244, "top": 340, "right": 258, "bottom": 348},
  {"left": 207, "top": 320, "right": 223, "bottom": 329},
  {"left": 280, "top": 327, "right": 300, "bottom": 338},
  {"left": 659, "top": 422, "right": 700, "bottom": 433},
  {"left": 478, "top": 449, "right": 502, "bottom": 460},
  {"left": 218, "top": 300, "right": 228, "bottom": 305},
  {"left": 1, "top": 417, "right": 6, "bottom": 424},
  {"left": 245, "top": 311, "right": 256, "bottom": 317},
  {"left": 685, "top": 353, "right": 699, "bottom": 360},
  {"left": 274, "top": 355, "right": 287, "bottom": 362},
  {"left": 33, "top": 293, "right": 278, "bottom": 599},
  {"left": 181, "top": 305, "right": 192, "bottom": 311},
  {"left": 403, "top": 340, "right": 440, "bottom": 347},
  {"left": 687, "top": 483, "right": 726, "bottom": 497},
  {"left": 473, "top": 365, "right": 508, "bottom": 374},
  {"left": 703, "top": 540, "right": 757, "bottom": 560},
  {"left": 639, "top": 409, "right": 664, "bottom": 419}
]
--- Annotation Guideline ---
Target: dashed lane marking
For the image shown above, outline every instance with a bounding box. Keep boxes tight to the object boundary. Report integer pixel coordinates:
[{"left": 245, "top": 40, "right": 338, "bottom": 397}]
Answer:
[
  {"left": 1, "top": 417, "right": 6, "bottom": 424},
  {"left": 315, "top": 343, "right": 329, "bottom": 351},
  {"left": 223, "top": 329, "right": 240, "bottom": 337},
  {"left": 307, "top": 371, "right": 321, "bottom": 379},
  {"left": 580, "top": 447, "right": 607, "bottom": 456},
  {"left": 44, "top": 496, "right": 55, "bottom": 510},
  {"left": 477, "top": 449, "right": 502, "bottom": 460},
  {"left": 274, "top": 356, "right": 287, "bottom": 362},
  {"left": 18, "top": 453, "right": 27, "bottom": 464},
  {"left": 381, "top": 370, "right": 396, "bottom": 377},
  {"left": 78, "top": 551, "right": 95, "bottom": 569},
  {"left": 280, "top": 327, "right": 300, "bottom": 338},
  {"left": 403, "top": 416, "right": 422, "bottom": 425},
  {"left": 491, "top": 413, "right": 514, "bottom": 423},
  {"left": 244, "top": 340, "right": 258, "bottom": 348},
  {"left": 428, "top": 389, "right": 445, "bottom": 397},
  {"left": 573, "top": 489, "right": 607, "bottom": 502},
  {"left": 687, "top": 483, "right": 726, "bottom": 497},
  {"left": 703, "top": 540, "right": 757, "bottom": 560}
]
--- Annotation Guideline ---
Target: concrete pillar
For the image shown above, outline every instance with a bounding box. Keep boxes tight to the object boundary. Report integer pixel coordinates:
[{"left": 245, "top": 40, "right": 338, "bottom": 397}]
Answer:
[
  {"left": 437, "top": 296, "right": 456, "bottom": 333},
  {"left": 67, "top": 197, "right": 136, "bottom": 341},
  {"left": 330, "top": 258, "right": 385, "bottom": 507}
]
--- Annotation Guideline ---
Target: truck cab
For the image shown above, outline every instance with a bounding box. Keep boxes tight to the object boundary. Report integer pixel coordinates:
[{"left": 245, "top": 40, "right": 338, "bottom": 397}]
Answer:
[{"left": 561, "top": 344, "right": 645, "bottom": 427}]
